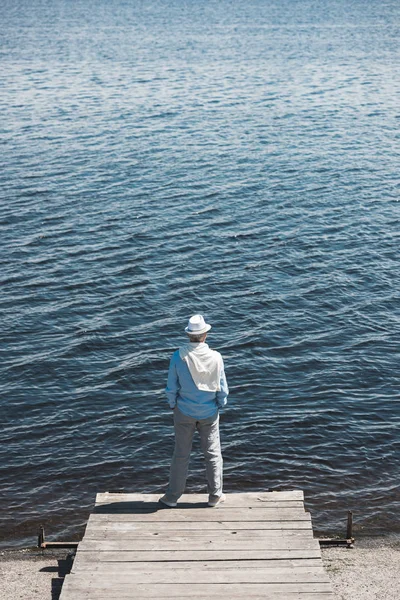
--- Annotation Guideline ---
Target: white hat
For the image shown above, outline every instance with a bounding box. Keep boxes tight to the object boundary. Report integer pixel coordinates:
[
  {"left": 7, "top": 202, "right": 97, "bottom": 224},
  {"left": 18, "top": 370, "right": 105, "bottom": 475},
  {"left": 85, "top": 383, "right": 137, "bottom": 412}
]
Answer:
[{"left": 185, "top": 314, "right": 212, "bottom": 336}]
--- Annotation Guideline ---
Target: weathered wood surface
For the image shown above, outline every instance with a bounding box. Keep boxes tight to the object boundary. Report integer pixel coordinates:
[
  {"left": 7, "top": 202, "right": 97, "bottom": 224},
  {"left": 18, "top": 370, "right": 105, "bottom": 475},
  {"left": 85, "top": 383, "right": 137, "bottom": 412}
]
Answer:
[
  {"left": 72, "top": 558, "right": 324, "bottom": 571},
  {"left": 72, "top": 548, "right": 324, "bottom": 563},
  {"left": 83, "top": 526, "right": 314, "bottom": 538},
  {"left": 59, "top": 491, "right": 335, "bottom": 600},
  {"left": 95, "top": 491, "right": 305, "bottom": 503},
  {"left": 78, "top": 538, "right": 320, "bottom": 551},
  {"left": 61, "top": 580, "right": 335, "bottom": 599},
  {"left": 87, "top": 514, "right": 313, "bottom": 529},
  {"left": 91, "top": 508, "right": 312, "bottom": 520},
  {"left": 67, "top": 568, "right": 330, "bottom": 584}
]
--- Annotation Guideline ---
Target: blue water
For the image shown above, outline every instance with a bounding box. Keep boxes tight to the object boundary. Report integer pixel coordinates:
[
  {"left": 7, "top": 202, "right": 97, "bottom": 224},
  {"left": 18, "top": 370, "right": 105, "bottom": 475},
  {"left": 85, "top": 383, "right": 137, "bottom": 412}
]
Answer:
[{"left": 1, "top": 0, "right": 399, "bottom": 548}]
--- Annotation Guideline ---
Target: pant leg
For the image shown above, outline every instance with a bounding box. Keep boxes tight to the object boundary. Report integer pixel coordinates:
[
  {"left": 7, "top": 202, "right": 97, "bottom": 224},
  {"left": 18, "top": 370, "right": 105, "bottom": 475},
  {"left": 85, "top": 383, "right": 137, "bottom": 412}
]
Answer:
[
  {"left": 166, "top": 408, "right": 196, "bottom": 502},
  {"left": 197, "top": 410, "right": 223, "bottom": 497}
]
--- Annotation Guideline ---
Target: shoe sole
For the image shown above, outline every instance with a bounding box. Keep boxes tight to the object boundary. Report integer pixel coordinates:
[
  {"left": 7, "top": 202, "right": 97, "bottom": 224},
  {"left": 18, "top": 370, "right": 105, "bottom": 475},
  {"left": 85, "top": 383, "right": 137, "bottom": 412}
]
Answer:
[
  {"left": 208, "top": 495, "right": 226, "bottom": 507},
  {"left": 159, "top": 499, "right": 177, "bottom": 508}
]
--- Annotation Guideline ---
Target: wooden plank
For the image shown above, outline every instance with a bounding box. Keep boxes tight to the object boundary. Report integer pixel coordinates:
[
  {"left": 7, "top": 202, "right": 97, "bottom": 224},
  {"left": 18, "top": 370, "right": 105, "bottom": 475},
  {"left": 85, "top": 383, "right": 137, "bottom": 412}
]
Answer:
[
  {"left": 93, "top": 505, "right": 308, "bottom": 515},
  {"left": 60, "top": 585, "right": 335, "bottom": 600},
  {"left": 61, "top": 578, "right": 334, "bottom": 596},
  {"left": 71, "top": 564, "right": 329, "bottom": 577},
  {"left": 96, "top": 496, "right": 304, "bottom": 511},
  {"left": 84, "top": 521, "right": 314, "bottom": 538},
  {"left": 72, "top": 558, "right": 324, "bottom": 572},
  {"left": 95, "top": 491, "right": 304, "bottom": 504},
  {"left": 86, "top": 514, "right": 312, "bottom": 529},
  {"left": 85, "top": 529, "right": 313, "bottom": 547},
  {"left": 60, "top": 588, "right": 334, "bottom": 600},
  {"left": 71, "top": 549, "right": 323, "bottom": 561},
  {"left": 61, "top": 593, "right": 334, "bottom": 600},
  {"left": 64, "top": 568, "right": 330, "bottom": 584},
  {"left": 83, "top": 527, "right": 314, "bottom": 540},
  {"left": 89, "top": 508, "right": 311, "bottom": 521},
  {"left": 77, "top": 538, "right": 321, "bottom": 551}
]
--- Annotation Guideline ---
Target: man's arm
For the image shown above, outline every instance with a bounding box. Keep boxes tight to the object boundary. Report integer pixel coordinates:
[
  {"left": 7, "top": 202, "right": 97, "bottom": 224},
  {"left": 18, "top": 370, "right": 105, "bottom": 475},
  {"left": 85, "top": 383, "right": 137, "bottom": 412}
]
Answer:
[
  {"left": 216, "top": 358, "right": 229, "bottom": 409},
  {"left": 165, "top": 353, "right": 180, "bottom": 409}
]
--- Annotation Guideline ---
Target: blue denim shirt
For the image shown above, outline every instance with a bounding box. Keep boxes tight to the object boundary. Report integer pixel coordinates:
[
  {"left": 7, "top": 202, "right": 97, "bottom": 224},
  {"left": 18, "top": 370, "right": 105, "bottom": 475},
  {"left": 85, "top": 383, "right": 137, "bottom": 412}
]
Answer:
[{"left": 165, "top": 349, "right": 229, "bottom": 419}]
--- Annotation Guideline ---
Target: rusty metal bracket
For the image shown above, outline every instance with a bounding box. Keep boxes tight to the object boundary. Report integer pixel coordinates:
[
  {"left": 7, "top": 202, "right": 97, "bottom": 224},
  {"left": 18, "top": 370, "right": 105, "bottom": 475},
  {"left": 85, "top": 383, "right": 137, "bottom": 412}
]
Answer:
[
  {"left": 318, "top": 511, "right": 355, "bottom": 548},
  {"left": 38, "top": 526, "right": 79, "bottom": 550}
]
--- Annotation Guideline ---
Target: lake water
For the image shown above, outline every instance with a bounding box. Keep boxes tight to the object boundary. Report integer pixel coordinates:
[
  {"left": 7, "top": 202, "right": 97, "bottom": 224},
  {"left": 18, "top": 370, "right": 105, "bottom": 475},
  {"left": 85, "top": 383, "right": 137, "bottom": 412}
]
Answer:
[{"left": 1, "top": 0, "right": 399, "bottom": 548}]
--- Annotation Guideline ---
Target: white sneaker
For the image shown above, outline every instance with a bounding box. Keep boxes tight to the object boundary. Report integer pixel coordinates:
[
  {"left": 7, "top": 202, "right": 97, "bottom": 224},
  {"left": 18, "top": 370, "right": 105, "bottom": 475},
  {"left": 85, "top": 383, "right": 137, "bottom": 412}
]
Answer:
[
  {"left": 159, "top": 495, "right": 177, "bottom": 508},
  {"left": 208, "top": 493, "right": 226, "bottom": 507}
]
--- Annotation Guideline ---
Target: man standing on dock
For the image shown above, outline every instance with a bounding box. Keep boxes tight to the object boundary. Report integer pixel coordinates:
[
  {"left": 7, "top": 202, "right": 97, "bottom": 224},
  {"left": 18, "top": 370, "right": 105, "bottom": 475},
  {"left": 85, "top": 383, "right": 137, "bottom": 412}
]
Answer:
[{"left": 160, "top": 314, "right": 229, "bottom": 508}]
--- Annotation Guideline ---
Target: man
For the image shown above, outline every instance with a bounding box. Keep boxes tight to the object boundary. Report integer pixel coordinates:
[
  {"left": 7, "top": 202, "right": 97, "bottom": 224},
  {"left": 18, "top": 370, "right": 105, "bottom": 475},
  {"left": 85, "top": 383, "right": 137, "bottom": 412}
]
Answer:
[{"left": 160, "top": 314, "right": 229, "bottom": 508}]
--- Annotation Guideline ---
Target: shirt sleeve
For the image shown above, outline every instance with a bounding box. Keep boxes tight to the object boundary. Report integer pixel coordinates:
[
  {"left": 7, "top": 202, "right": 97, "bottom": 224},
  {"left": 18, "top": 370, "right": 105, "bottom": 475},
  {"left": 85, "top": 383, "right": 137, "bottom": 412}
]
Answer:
[
  {"left": 165, "top": 353, "right": 180, "bottom": 408},
  {"left": 216, "top": 358, "right": 229, "bottom": 409}
]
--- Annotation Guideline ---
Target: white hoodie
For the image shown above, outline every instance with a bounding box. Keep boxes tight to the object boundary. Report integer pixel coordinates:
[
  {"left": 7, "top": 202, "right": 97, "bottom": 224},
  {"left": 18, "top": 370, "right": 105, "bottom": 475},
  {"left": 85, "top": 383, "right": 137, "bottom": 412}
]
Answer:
[{"left": 179, "top": 342, "right": 222, "bottom": 392}]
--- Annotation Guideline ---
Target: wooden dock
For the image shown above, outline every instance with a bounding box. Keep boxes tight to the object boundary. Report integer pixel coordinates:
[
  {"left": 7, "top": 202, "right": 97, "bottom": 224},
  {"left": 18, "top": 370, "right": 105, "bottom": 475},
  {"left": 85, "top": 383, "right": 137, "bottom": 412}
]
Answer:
[{"left": 60, "top": 491, "right": 334, "bottom": 599}]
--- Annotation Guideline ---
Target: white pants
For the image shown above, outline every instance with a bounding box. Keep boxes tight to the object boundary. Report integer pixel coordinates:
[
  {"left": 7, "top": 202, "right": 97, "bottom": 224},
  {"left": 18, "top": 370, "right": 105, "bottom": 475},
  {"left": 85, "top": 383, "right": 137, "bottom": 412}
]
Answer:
[{"left": 165, "top": 407, "right": 223, "bottom": 502}]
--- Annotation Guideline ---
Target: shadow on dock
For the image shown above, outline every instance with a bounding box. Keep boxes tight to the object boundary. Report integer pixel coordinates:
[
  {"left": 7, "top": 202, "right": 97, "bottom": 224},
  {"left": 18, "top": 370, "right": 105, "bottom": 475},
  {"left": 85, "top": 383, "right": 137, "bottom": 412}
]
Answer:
[{"left": 93, "top": 501, "right": 208, "bottom": 514}]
